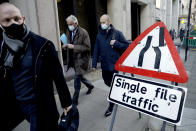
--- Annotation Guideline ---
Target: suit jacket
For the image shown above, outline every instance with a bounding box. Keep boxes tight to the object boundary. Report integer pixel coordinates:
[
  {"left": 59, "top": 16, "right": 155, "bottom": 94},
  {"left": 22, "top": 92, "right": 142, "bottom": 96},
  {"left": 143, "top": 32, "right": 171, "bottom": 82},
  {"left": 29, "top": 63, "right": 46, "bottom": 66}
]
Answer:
[{"left": 65, "top": 26, "right": 91, "bottom": 75}]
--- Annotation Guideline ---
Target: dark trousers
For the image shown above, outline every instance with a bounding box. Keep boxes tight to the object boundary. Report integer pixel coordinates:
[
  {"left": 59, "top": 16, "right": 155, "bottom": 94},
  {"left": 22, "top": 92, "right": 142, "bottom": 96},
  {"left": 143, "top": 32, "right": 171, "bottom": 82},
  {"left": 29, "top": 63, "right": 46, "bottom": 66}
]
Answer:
[
  {"left": 19, "top": 102, "right": 58, "bottom": 131},
  {"left": 180, "top": 37, "right": 183, "bottom": 42},
  {"left": 72, "top": 74, "right": 94, "bottom": 103},
  {"left": 102, "top": 70, "right": 117, "bottom": 110},
  {"left": 19, "top": 102, "right": 38, "bottom": 131}
]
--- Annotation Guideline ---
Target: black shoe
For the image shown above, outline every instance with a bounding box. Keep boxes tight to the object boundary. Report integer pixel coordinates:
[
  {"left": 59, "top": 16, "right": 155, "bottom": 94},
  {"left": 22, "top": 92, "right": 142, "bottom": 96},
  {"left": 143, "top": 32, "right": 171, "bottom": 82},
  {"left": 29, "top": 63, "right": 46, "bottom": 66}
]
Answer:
[
  {"left": 86, "top": 86, "right": 94, "bottom": 95},
  {"left": 104, "top": 108, "right": 113, "bottom": 117}
]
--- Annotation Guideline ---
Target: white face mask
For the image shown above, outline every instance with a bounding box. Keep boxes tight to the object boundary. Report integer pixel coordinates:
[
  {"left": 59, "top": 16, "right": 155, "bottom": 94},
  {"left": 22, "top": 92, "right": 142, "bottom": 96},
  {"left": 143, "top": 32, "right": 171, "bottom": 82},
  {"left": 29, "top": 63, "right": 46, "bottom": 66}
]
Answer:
[
  {"left": 101, "top": 24, "right": 108, "bottom": 30},
  {"left": 68, "top": 25, "right": 75, "bottom": 31}
]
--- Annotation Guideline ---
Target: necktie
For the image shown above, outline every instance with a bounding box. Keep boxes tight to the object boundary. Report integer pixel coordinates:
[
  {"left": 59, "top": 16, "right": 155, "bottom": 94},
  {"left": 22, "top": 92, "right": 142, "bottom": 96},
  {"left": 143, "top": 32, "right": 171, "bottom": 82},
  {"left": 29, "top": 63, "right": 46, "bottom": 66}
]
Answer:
[{"left": 71, "top": 31, "right": 75, "bottom": 44}]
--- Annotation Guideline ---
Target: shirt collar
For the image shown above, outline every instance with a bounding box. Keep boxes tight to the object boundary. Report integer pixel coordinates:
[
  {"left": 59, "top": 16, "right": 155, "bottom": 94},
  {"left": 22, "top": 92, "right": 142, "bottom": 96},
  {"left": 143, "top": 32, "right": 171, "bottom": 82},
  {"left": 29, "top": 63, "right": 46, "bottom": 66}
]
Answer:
[{"left": 73, "top": 26, "right": 78, "bottom": 34}]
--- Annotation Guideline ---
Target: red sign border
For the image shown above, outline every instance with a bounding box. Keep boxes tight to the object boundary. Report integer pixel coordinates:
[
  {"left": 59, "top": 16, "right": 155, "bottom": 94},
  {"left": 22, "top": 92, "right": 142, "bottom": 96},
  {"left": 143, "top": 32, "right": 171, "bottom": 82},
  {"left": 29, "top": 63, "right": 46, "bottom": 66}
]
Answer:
[{"left": 115, "top": 22, "right": 188, "bottom": 83}]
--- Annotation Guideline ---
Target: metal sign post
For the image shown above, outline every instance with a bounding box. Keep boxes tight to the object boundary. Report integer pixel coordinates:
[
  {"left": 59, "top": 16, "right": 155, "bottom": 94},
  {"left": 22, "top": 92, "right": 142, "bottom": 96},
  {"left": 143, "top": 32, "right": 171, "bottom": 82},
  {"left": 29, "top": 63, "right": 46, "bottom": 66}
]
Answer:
[
  {"left": 109, "top": 104, "right": 118, "bottom": 131},
  {"left": 109, "top": 72, "right": 125, "bottom": 131},
  {"left": 161, "top": 82, "right": 178, "bottom": 131},
  {"left": 185, "top": 0, "right": 192, "bottom": 61},
  {"left": 108, "top": 72, "right": 142, "bottom": 131},
  {"left": 161, "top": 41, "right": 182, "bottom": 131}
]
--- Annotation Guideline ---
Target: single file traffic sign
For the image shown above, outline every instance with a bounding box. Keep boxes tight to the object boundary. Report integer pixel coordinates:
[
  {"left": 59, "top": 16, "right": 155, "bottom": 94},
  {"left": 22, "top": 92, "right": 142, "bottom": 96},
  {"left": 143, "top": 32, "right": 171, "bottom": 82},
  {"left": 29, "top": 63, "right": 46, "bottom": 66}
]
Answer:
[
  {"left": 108, "top": 74, "right": 187, "bottom": 125},
  {"left": 115, "top": 22, "right": 188, "bottom": 83}
]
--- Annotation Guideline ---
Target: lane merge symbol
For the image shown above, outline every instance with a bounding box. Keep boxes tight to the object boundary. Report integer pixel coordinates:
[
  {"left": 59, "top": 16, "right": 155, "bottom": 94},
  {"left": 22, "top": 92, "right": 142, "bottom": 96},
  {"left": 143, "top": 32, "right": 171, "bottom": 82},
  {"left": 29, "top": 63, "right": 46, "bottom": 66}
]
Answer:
[{"left": 115, "top": 22, "right": 188, "bottom": 83}]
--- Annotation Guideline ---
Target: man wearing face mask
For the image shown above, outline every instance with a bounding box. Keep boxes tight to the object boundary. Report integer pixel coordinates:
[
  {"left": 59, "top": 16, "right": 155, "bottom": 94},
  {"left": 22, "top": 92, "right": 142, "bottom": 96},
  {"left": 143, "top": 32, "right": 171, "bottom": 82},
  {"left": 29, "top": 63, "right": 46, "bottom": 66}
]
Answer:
[
  {"left": 62, "top": 15, "right": 94, "bottom": 105},
  {"left": 0, "top": 3, "right": 72, "bottom": 131},
  {"left": 92, "top": 14, "right": 129, "bottom": 117}
]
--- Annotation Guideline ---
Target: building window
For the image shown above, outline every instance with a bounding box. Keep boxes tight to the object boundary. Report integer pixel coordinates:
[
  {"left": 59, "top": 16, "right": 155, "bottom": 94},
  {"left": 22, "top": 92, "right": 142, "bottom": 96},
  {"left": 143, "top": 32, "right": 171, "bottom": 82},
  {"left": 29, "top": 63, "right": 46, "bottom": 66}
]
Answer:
[{"left": 156, "top": 0, "right": 161, "bottom": 9}]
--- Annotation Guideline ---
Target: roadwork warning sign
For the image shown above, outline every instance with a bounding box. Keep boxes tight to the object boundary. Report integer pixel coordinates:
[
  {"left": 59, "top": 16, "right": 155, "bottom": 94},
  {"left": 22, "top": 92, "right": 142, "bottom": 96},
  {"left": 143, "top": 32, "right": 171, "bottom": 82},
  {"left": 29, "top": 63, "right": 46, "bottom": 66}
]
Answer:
[
  {"left": 108, "top": 74, "right": 187, "bottom": 125},
  {"left": 115, "top": 22, "right": 188, "bottom": 83}
]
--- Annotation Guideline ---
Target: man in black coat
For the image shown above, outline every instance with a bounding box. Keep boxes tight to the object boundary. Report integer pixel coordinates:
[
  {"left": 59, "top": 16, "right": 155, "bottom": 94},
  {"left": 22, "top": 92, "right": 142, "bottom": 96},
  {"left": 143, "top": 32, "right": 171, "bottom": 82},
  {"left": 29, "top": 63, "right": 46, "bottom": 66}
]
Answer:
[
  {"left": 179, "top": 28, "right": 185, "bottom": 42},
  {"left": 0, "top": 3, "right": 72, "bottom": 131},
  {"left": 92, "top": 14, "right": 129, "bottom": 117}
]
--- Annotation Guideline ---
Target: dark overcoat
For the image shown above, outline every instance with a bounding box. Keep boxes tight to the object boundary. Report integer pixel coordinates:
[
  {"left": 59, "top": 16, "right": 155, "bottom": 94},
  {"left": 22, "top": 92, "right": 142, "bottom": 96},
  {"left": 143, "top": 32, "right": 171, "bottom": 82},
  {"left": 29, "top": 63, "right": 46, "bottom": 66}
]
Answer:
[
  {"left": 92, "top": 25, "right": 129, "bottom": 71},
  {"left": 0, "top": 32, "right": 72, "bottom": 130}
]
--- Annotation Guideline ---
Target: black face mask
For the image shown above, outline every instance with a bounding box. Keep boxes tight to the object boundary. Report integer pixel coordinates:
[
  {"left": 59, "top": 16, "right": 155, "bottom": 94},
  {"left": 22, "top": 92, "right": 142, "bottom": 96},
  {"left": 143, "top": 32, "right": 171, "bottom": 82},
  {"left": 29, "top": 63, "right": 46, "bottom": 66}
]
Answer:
[{"left": 2, "top": 23, "right": 25, "bottom": 39}]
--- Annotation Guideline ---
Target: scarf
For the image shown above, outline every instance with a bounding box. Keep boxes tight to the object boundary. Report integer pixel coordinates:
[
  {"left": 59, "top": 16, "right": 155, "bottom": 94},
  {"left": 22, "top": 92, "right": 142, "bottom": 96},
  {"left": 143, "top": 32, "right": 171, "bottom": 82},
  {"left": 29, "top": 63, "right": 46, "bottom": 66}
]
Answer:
[{"left": 2, "top": 25, "right": 29, "bottom": 68}]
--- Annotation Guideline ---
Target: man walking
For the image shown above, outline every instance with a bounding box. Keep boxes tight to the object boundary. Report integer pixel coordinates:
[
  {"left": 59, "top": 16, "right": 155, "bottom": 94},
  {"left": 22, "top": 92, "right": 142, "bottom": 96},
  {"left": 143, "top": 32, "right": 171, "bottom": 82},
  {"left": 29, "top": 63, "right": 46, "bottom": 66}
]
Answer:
[
  {"left": 62, "top": 15, "right": 94, "bottom": 105},
  {"left": 92, "top": 14, "right": 129, "bottom": 117},
  {"left": 179, "top": 28, "right": 185, "bottom": 42},
  {"left": 0, "top": 3, "right": 72, "bottom": 131}
]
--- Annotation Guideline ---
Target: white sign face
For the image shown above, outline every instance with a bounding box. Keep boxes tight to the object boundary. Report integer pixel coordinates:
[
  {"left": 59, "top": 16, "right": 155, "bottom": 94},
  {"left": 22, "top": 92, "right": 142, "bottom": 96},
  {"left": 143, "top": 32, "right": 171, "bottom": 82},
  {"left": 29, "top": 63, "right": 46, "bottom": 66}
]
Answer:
[
  {"left": 108, "top": 74, "right": 187, "bottom": 125},
  {"left": 122, "top": 26, "right": 179, "bottom": 75}
]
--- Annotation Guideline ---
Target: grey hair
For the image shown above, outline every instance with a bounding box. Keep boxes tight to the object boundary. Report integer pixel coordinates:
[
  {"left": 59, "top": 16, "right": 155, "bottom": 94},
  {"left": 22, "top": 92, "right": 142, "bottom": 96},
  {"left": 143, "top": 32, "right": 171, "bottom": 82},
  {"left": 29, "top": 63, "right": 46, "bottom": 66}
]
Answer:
[
  {"left": 66, "top": 15, "right": 78, "bottom": 24},
  {"left": 102, "top": 14, "right": 111, "bottom": 23}
]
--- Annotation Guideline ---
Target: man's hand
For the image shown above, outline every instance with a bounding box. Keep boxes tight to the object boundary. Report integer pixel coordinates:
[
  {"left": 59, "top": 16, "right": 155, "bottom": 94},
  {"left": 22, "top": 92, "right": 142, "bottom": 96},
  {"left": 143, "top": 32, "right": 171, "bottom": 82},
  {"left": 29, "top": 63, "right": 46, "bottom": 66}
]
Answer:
[
  {"left": 63, "top": 105, "right": 72, "bottom": 115},
  {"left": 62, "top": 44, "right": 67, "bottom": 49},
  {"left": 67, "top": 44, "right": 74, "bottom": 49},
  {"left": 62, "top": 44, "right": 74, "bottom": 49},
  {"left": 110, "top": 40, "right": 116, "bottom": 46}
]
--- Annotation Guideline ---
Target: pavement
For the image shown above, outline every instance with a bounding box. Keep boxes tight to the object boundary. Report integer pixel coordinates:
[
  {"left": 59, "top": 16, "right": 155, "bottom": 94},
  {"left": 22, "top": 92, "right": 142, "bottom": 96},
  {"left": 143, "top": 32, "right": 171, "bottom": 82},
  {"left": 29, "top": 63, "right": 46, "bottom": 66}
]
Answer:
[{"left": 13, "top": 38, "right": 196, "bottom": 131}]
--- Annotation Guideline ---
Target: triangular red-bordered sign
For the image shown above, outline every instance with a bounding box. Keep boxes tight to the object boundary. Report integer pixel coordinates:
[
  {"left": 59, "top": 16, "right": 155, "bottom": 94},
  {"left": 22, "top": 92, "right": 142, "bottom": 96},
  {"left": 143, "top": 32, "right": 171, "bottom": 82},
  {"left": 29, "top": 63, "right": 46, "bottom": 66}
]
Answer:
[{"left": 115, "top": 22, "right": 188, "bottom": 83}]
